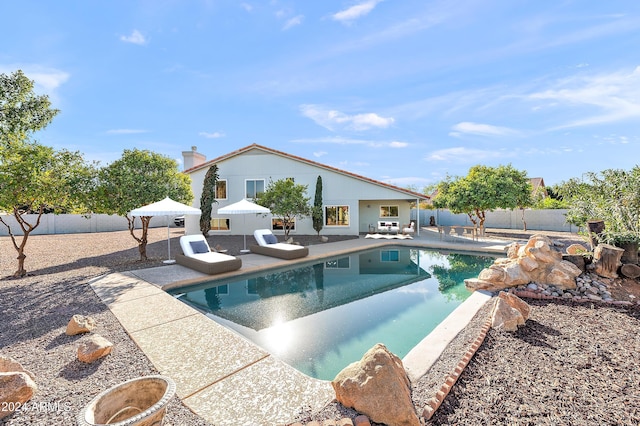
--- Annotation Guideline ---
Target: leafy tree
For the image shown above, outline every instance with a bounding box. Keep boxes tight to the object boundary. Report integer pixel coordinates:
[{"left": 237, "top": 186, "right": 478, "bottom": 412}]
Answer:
[
  {"left": 199, "top": 165, "right": 219, "bottom": 236},
  {"left": 255, "top": 178, "right": 312, "bottom": 239},
  {"left": 0, "top": 70, "right": 59, "bottom": 146},
  {"left": 560, "top": 167, "right": 640, "bottom": 245},
  {"left": 0, "top": 143, "right": 95, "bottom": 277},
  {"left": 433, "top": 164, "right": 532, "bottom": 234},
  {"left": 92, "top": 149, "right": 193, "bottom": 260},
  {"left": 312, "top": 175, "right": 323, "bottom": 236}
]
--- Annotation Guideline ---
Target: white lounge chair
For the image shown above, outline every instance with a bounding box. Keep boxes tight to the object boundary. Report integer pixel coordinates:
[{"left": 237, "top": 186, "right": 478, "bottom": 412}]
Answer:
[
  {"left": 402, "top": 222, "right": 415, "bottom": 235},
  {"left": 249, "top": 229, "right": 309, "bottom": 260},
  {"left": 175, "top": 234, "right": 241, "bottom": 274}
]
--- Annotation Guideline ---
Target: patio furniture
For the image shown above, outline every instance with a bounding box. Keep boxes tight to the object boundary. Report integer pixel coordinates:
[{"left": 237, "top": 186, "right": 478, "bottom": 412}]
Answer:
[
  {"left": 249, "top": 229, "right": 309, "bottom": 260},
  {"left": 377, "top": 221, "right": 400, "bottom": 234},
  {"left": 175, "top": 234, "right": 242, "bottom": 275},
  {"left": 402, "top": 222, "right": 415, "bottom": 235}
]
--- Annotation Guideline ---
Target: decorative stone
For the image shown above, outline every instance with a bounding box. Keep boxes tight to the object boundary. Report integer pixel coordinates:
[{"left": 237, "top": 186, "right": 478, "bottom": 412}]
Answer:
[
  {"left": 78, "top": 334, "right": 113, "bottom": 363},
  {"left": 332, "top": 343, "right": 420, "bottom": 426},
  {"left": 498, "top": 292, "right": 530, "bottom": 321},
  {"left": 66, "top": 314, "right": 97, "bottom": 336},
  {"left": 465, "top": 235, "right": 582, "bottom": 292},
  {"left": 320, "top": 236, "right": 329, "bottom": 243},
  {"left": 0, "top": 372, "right": 38, "bottom": 420},
  {"left": 0, "top": 355, "right": 36, "bottom": 381},
  {"left": 491, "top": 297, "right": 525, "bottom": 332},
  {"left": 0, "top": 357, "right": 37, "bottom": 420}
]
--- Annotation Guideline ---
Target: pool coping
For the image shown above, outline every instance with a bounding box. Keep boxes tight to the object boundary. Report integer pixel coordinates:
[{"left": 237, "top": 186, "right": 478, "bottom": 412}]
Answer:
[{"left": 89, "top": 230, "right": 510, "bottom": 425}]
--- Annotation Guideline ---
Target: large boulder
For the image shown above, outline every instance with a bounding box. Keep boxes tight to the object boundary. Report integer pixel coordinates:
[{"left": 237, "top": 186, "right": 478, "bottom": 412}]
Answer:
[
  {"left": 466, "top": 234, "right": 582, "bottom": 292},
  {"left": 332, "top": 343, "right": 420, "bottom": 426},
  {"left": 491, "top": 292, "right": 531, "bottom": 332},
  {"left": 0, "top": 356, "right": 37, "bottom": 420}
]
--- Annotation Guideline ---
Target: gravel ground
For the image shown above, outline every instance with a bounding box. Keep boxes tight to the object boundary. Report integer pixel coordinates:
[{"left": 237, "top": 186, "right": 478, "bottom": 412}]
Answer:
[{"left": 2, "top": 228, "right": 640, "bottom": 425}]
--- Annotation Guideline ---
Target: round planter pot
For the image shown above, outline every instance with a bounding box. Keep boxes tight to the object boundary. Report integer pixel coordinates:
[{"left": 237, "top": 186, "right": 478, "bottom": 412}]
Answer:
[{"left": 77, "top": 375, "right": 175, "bottom": 426}]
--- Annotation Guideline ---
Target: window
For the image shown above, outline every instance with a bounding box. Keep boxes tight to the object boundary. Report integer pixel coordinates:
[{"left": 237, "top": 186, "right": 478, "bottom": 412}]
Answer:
[
  {"left": 380, "top": 205, "right": 399, "bottom": 217},
  {"left": 272, "top": 218, "right": 295, "bottom": 231},
  {"left": 381, "top": 250, "right": 399, "bottom": 262},
  {"left": 325, "top": 205, "right": 349, "bottom": 226},
  {"left": 215, "top": 180, "right": 227, "bottom": 200},
  {"left": 210, "top": 218, "right": 230, "bottom": 231},
  {"left": 325, "top": 257, "right": 350, "bottom": 269},
  {"left": 245, "top": 179, "right": 265, "bottom": 199}
]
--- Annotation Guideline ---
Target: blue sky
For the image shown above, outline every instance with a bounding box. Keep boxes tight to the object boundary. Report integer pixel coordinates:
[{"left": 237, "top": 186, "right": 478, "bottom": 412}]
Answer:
[{"left": 2, "top": 1, "right": 640, "bottom": 188}]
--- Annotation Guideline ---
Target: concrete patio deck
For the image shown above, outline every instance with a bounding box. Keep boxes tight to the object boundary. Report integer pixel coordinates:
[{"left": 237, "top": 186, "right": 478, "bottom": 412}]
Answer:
[{"left": 88, "top": 228, "right": 511, "bottom": 425}]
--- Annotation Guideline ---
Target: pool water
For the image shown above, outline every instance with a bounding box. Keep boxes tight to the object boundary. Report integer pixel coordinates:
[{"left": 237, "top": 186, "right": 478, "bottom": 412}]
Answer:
[{"left": 170, "top": 247, "right": 495, "bottom": 380}]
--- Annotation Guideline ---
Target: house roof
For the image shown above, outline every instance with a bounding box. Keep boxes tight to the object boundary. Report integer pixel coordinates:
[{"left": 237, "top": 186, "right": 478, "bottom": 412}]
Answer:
[
  {"left": 529, "top": 177, "right": 547, "bottom": 196},
  {"left": 184, "top": 143, "right": 428, "bottom": 200}
]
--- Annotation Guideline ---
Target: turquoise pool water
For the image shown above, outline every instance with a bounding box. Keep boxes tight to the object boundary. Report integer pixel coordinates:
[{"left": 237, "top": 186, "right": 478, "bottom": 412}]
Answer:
[{"left": 169, "top": 246, "right": 495, "bottom": 380}]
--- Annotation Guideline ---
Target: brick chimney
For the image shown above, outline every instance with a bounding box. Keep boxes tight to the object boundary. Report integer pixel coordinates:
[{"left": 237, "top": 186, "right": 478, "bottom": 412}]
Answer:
[{"left": 182, "top": 146, "right": 206, "bottom": 171}]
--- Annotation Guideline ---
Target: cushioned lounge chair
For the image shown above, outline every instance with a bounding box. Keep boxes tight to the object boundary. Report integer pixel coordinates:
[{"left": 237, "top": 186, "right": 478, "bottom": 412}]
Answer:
[
  {"left": 249, "top": 229, "right": 309, "bottom": 260},
  {"left": 175, "top": 234, "right": 242, "bottom": 275}
]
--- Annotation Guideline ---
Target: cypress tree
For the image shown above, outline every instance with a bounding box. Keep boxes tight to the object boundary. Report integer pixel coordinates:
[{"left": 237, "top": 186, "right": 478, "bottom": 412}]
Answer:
[
  {"left": 312, "top": 175, "right": 323, "bottom": 236},
  {"left": 200, "top": 165, "right": 219, "bottom": 236}
]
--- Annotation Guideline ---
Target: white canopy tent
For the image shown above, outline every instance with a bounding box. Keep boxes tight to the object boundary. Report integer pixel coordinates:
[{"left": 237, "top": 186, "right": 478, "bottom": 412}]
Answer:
[
  {"left": 130, "top": 197, "right": 201, "bottom": 263},
  {"left": 217, "top": 198, "right": 270, "bottom": 253}
]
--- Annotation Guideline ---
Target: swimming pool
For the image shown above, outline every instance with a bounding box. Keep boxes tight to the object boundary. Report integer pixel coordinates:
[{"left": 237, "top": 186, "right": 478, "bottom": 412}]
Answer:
[{"left": 169, "top": 246, "right": 495, "bottom": 380}]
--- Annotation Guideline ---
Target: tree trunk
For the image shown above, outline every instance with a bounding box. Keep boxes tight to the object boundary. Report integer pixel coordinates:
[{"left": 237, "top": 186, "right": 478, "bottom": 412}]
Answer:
[
  {"left": 590, "top": 244, "right": 624, "bottom": 279},
  {"left": 587, "top": 220, "right": 605, "bottom": 249},
  {"left": 127, "top": 215, "right": 149, "bottom": 261},
  {"left": 15, "top": 249, "right": 27, "bottom": 277},
  {"left": 618, "top": 241, "right": 639, "bottom": 264},
  {"left": 621, "top": 263, "right": 640, "bottom": 279}
]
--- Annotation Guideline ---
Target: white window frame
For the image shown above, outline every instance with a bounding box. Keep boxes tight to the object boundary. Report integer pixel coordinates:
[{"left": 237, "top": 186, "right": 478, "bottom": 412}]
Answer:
[
  {"left": 209, "top": 218, "right": 230, "bottom": 231},
  {"left": 272, "top": 217, "right": 295, "bottom": 231},
  {"left": 325, "top": 205, "right": 350, "bottom": 227},
  {"left": 245, "top": 179, "right": 265, "bottom": 199},
  {"left": 380, "top": 205, "right": 399, "bottom": 218},
  {"left": 214, "top": 179, "right": 227, "bottom": 200}
]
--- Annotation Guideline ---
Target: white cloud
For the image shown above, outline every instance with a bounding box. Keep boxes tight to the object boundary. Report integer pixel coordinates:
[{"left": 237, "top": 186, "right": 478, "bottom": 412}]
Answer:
[
  {"left": 299, "top": 104, "right": 394, "bottom": 131},
  {"left": 529, "top": 66, "right": 640, "bottom": 129},
  {"left": 389, "top": 141, "right": 408, "bottom": 148},
  {"left": 425, "top": 147, "right": 515, "bottom": 163},
  {"left": 106, "top": 129, "right": 148, "bottom": 135},
  {"left": 120, "top": 30, "right": 147, "bottom": 45},
  {"left": 313, "top": 151, "right": 328, "bottom": 157},
  {"left": 241, "top": 3, "right": 253, "bottom": 12},
  {"left": 449, "top": 122, "right": 519, "bottom": 137},
  {"left": 292, "top": 136, "right": 403, "bottom": 149},
  {"left": 332, "top": 0, "right": 383, "bottom": 23},
  {"left": 0, "top": 66, "right": 70, "bottom": 102},
  {"left": 283, "top": 15, "right": 304, "bottom": 30},
  {"left": 199, "top": 131, "right": 225, "bottom": 139}
]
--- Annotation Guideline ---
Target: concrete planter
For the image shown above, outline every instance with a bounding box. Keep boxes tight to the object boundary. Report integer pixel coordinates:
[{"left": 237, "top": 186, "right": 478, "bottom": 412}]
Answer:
[{"left": 77, "top": 375, "right": 175, "bottom": 426}]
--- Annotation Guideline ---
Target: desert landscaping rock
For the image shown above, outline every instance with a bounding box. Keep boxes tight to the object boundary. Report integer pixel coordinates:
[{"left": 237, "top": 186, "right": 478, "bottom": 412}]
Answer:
[
  {"left": 0, "top": 372, "right": 37, "bottom": 420},
  {"left": 65, "top": 314, "right": 97, "bottom": 335},
  {"left": 332, "top": 343, "right": 420, "bottom": 426},
  {"left": 77, "top": 334, "right": 114, "bottom": 363}
]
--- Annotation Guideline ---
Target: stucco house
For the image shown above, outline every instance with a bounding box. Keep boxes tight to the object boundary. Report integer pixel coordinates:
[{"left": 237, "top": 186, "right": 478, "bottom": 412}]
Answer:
[{"left": 181, "top": 144, "right": 427, "bottom": 237}]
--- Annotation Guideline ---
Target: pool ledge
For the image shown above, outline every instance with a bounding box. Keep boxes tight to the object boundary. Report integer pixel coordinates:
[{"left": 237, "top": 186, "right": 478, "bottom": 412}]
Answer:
[
  {"left": 90, "top": 233, "right": 509, "bottom": 425},
  {"left": 402, "top": 289, "right": 494, "bottom": 382},
  {"left": 89, "top": 272, "right": 334, "bottom": 426}
]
